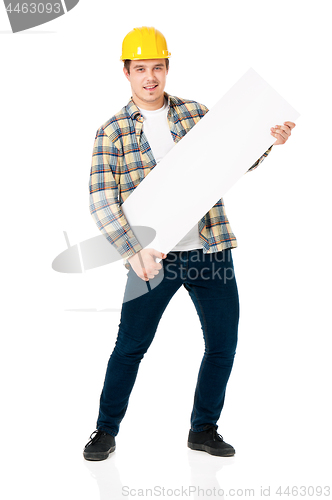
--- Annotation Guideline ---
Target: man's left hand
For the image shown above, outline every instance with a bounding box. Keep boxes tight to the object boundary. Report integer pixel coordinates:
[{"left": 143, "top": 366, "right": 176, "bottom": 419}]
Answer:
[{"left": 270, "top": 121, "right": 296, "bottom": 145}]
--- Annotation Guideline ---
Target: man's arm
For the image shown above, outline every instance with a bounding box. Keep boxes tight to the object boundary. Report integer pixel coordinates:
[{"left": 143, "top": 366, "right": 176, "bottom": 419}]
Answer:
[
  {"left": 89, "top": 127, "right": 166, "bottom": 279},
  {"left": 247, "top": 121, "right": 296, "bottom": 173},
  {"left": 89, "top": 127, "right": 143, "bottom": 260},
  {"left": 246, "top": 145, "right": 274, "bottom": 173}
]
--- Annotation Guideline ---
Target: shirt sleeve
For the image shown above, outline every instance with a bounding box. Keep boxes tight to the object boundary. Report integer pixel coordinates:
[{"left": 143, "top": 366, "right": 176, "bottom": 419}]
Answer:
[
  {"left": 246, "top": 144, "right": 274, "bottom": 172},
  {"left": 89, "top": 127, "right": 143, "bottom": 260}
]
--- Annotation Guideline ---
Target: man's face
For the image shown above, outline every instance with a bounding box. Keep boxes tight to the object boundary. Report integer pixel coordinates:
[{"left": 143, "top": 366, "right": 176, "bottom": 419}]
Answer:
[{"left": 123, "top": 59, "right": 168, "bottom": 110}]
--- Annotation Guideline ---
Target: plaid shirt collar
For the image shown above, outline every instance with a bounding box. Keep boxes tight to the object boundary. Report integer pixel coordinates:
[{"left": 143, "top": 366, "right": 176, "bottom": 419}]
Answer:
[{"left": 125, "top": 92, "right": 185, "bottom": 144}]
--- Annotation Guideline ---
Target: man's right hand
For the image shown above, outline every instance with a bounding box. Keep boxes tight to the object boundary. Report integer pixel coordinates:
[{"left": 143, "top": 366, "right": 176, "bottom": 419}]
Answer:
[{"left": 128, "top": 248, "right": 167, "bottom": 281}]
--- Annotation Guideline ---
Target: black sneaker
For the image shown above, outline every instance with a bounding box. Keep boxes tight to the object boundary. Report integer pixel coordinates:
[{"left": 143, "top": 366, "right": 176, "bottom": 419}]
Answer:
[
  {"left": 187, "top": 425, "right": 235, "bottom": 457},
  {"left": 83, "top": 430, "right": 116, "bottom": 461}
]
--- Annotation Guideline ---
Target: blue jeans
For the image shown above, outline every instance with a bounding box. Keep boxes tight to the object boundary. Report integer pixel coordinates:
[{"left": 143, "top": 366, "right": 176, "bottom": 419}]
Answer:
[{"left": 96, "top": 249, "right": 239, "bottom": 436}]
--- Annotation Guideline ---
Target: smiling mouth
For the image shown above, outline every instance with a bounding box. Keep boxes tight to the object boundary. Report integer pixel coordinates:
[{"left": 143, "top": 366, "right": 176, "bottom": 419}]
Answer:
[{"left": 144, "top": 85, "right": 158, "bottom": 91}]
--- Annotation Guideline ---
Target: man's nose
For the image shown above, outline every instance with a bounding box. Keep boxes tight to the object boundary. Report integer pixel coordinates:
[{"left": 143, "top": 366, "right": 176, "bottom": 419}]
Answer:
[{"left": 146, "top": 69, "right": 155, "bottom": 79}]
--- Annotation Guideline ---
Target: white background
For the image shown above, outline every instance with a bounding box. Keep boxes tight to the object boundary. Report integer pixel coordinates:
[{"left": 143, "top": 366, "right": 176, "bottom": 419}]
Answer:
[{"left": 1, "top": 1, "right": 331, "bottom": 499}]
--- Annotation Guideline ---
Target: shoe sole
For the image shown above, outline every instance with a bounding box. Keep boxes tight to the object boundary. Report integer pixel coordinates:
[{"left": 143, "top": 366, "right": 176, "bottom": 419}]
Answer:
[
  {"left": 188, "top": 442, "right": 235, "bottom": 457},
  {"left": 83, "top": 445, "right": 116, "bottom": 461}
]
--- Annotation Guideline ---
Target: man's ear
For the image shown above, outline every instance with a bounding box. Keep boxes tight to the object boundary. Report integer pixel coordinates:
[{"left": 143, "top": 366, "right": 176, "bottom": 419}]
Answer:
[{"left": 123, "top": 66, "right": 130, "bottom": 81}]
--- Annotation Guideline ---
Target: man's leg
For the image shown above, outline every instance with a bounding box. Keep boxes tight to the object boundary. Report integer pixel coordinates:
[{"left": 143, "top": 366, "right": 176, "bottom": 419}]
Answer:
[
  {"left": 184, "top": 249, "right": 239, "bottom": 455},
  {"left": 84, "top": 260, "right": 183, "bottom": 460}
]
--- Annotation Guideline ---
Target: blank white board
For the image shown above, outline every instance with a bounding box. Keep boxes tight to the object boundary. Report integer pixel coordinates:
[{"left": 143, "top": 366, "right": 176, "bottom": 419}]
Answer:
[{"left": 122, "top": 68, "right": 300, "bottom": 254}]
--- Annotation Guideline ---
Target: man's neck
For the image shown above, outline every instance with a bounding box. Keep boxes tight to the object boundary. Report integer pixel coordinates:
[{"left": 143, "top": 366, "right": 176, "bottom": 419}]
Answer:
[{"left": 132, "top": 93, "right": 165, "bottom": 111}]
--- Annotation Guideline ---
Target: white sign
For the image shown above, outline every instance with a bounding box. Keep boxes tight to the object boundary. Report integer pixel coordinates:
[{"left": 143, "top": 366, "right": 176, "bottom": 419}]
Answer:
[{"left": 122, "top": 68, "right": 300, "bottom": 254}]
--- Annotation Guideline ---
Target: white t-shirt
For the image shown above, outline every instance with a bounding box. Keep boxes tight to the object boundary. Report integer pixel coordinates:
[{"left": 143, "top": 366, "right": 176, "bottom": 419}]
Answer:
[{"left": 138, "top": 100, "right": 203, "bottom": 252}]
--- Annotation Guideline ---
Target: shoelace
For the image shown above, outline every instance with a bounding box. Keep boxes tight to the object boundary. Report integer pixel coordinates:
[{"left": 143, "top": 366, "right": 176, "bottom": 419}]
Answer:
[
  {"left": 85, "top": 430, "right": 107, "bottom": 448},
  {"left": 210, "top": 427, "right": 224, "bottom": 442}
]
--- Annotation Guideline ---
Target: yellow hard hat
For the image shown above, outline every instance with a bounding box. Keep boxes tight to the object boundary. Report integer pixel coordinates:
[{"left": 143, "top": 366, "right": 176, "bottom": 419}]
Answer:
[{"left": 120, "top": 26, "right": 171, "bottom": 61}]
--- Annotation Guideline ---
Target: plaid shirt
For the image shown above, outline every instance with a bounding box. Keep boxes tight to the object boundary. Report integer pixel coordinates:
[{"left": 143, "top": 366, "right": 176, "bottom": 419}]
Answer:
[{"left": 89, "top": 93, "right": 273, "bottom": 263}]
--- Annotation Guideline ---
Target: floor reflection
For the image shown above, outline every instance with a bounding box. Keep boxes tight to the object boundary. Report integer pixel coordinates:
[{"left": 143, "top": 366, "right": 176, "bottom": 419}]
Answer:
[
  {"left": 187, "top": 449, "right": 235, "bottom": 499},
  {"left": 84, "top": 455, "right": 123, "bottom": 499},
  {"left": 83, "top": 448, "right": 235, "bottom": 500}
]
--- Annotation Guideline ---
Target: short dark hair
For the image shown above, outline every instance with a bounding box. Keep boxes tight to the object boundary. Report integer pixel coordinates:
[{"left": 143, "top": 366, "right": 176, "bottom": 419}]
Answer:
[{"left": 124, "top": 58, "right": 169, "bottom": 74}]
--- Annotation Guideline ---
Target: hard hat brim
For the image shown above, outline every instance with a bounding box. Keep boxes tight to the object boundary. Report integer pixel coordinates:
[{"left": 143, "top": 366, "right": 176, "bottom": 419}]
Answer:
[{"left": 120, "top": 52, "right": 171, "bottom": 61}]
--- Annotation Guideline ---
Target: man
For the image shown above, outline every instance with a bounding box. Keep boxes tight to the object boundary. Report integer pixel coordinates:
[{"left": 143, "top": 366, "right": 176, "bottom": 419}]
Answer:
[{"left": 84, "top": 26, "right": 295, "bottom": 461}]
